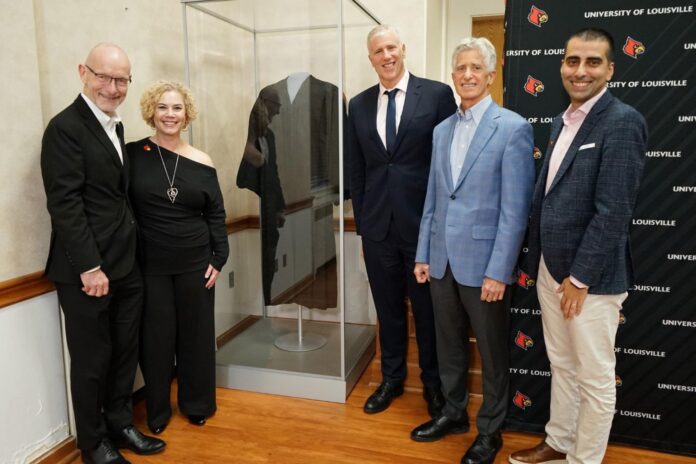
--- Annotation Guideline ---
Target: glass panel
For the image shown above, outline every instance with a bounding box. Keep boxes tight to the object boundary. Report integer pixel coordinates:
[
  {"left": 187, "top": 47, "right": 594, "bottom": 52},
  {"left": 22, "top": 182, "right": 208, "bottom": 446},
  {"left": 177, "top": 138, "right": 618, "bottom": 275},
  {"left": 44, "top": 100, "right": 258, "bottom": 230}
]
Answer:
[{"left": 183, "top": 0, "right": 377, "bottom": 399}]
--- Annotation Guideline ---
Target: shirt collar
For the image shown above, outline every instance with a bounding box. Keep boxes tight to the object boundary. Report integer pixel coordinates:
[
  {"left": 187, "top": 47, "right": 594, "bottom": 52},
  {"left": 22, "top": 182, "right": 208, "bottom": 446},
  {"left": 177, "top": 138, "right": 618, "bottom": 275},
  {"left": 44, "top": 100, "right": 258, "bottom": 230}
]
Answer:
[
  {"left": 456, "top": 94, "right": 492, "bottom": 125},
  {"left": 81, "top": 93, "right": 121, "bottom": 130},
  {"left": 379, "top": 70, "right": 410, "bottom": 95},
  {"left": 562, "top": 87, "right": 607, "bottom": 125}
]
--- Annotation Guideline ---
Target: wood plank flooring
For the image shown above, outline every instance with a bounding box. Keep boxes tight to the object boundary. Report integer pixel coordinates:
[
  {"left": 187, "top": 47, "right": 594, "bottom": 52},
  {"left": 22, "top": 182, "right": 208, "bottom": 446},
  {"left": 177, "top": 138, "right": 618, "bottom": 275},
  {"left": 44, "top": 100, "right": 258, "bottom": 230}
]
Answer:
[{"left": 69, "top": 372, "right": 696, "bottom": 463}]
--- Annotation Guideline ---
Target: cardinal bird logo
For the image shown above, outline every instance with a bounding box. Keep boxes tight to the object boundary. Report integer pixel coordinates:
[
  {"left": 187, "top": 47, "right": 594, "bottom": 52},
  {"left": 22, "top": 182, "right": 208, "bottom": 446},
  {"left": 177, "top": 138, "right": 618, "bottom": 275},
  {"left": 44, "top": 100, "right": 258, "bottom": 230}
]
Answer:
[
  {"left": 514, "top": 330, "right": 534, "bottom": 350},
  {"left": 615, "top": 375, "right": 623, "bottom": 387},
  {"left": 528, "top": 6, "right": 549, "bottom": 27},
  {"left": 517, "top": 271, "right": 536, "bottom": 289},
  {"left": 524, "top": 76, "right": 545, "bottom": 96},
  {"left": 513, "top": 391, "right": 532, "bottom": 410},
  {"left": 623, "top": 37, "right": 646, "bottom": 59},
  {"left": 533, "top": 147, "right": 543, "bottom": 160}
]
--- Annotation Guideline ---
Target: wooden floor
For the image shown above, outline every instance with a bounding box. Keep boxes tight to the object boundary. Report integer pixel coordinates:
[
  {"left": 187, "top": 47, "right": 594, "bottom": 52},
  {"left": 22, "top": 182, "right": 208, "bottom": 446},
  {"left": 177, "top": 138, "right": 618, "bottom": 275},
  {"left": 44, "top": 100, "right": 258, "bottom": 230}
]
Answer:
[{"left": 67, "top": 371, "right": 696, "bottom": 463}]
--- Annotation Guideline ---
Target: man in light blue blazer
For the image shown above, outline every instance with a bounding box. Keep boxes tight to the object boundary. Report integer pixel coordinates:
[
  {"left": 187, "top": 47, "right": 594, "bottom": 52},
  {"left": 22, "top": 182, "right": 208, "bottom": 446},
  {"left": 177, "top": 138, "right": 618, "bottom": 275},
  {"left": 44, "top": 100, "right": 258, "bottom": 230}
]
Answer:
[{"left": 410, "top": 38, "right": 535, "bottom": 464}]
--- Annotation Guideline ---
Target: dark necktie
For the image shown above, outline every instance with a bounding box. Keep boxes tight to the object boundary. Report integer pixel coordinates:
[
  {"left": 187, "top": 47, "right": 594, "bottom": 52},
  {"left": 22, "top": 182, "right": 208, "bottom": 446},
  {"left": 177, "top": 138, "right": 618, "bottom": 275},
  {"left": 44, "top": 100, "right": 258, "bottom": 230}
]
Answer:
[
  {"left": 115, "top": 121, "right": 124, "bottom": 143},
  {"left": 385, "top": 89, "right": 397, "bottom": 154}
]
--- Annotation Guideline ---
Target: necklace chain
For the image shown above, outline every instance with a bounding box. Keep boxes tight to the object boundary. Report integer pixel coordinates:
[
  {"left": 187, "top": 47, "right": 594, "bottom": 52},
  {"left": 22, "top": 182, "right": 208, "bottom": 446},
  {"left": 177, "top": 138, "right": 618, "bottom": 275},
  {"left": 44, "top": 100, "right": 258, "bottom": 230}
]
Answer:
[{"left": 155, "top": 142, "right": 180, "bottom": 204}]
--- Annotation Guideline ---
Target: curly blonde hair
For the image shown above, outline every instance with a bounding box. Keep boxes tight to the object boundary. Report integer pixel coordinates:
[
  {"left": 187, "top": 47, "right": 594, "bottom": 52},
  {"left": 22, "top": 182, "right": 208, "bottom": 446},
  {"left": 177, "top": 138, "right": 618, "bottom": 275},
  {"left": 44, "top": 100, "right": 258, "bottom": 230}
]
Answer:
[{"left": 139, "top": 80, "right": 199, "bottom": 129}]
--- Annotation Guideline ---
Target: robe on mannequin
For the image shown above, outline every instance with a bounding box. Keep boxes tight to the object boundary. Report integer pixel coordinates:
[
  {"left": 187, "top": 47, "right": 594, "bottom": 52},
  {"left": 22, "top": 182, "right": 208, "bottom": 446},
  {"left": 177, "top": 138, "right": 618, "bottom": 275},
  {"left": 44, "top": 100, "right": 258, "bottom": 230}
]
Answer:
[{"left": 237, "top": 73, "right": 345, "bottom": 309}]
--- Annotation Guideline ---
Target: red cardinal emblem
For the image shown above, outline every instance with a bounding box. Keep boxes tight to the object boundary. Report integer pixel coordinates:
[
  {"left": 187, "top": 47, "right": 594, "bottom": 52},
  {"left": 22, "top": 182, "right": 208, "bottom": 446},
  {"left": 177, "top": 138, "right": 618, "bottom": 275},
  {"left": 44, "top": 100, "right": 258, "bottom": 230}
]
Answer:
[
  {"left": 524, "top": 76, "right": 545, "bottom": 96},
  {"left": 513, "top": 391, "right": 532, "bottom": 409},
  {"left": 623, "top": 37, "right": 646, "bottom": 59},
  {"left": 517, "top": 271, "right": 536, "bottom": 289},
  {"left": 528, "top": 6, "right": 549, "bottom": 27},
  {"left": 514, "top": 330, "right": 534, "bottom": 350}
]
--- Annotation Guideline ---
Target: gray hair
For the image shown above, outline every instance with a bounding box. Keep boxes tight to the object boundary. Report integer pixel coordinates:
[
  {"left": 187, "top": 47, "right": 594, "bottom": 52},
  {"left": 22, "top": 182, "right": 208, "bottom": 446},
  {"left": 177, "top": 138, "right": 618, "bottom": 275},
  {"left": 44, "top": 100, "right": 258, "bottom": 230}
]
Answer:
[
  {"left": 366, "top": 24, "right": 403, "bottom": 51},
  {"left": 451, "top": 37, "right": 496, "bottom": 72}
]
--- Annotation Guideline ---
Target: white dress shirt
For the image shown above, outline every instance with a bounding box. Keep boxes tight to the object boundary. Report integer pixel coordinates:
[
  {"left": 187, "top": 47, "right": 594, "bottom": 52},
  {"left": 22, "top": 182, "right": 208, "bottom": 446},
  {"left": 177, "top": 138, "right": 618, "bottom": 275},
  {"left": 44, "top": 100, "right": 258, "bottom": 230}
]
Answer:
[
  {"left": 81, "top": 93, "right": 123, "bottom": 164},
  {"left": 376, "top": 71, "right": 410, "bottom": 149}
]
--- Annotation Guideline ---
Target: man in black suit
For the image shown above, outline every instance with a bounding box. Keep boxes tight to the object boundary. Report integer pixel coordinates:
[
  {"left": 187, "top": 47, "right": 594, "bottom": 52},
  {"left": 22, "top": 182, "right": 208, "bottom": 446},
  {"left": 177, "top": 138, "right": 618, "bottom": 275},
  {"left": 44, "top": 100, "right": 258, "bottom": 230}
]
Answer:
[
  {"left": 41, "top": 43, "right": 165, "bottom": 464},
  {"left": 349, "top": 25, "right": 456, "bottom": 417}
]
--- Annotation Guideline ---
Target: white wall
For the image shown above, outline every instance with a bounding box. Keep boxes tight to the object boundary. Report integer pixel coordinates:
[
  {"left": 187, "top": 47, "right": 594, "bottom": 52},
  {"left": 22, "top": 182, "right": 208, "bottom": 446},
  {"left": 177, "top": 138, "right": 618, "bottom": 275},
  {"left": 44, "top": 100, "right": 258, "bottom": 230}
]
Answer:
[{"left": 0, "top": 294, "right": 69, "bottom": 463}]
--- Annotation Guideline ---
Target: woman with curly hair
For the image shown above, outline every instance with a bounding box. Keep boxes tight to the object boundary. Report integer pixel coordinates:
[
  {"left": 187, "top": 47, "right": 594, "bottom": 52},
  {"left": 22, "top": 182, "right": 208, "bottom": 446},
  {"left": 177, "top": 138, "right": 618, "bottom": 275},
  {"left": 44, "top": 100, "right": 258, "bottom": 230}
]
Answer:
[{"left": 128, "top": 81, "right": 228, "bottom": 433}]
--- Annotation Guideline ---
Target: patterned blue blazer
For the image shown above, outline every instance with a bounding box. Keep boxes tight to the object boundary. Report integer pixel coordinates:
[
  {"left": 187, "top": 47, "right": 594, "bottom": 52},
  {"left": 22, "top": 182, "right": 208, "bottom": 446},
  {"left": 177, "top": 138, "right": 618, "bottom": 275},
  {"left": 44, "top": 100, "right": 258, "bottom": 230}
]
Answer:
[
  {"left": 524, "top": 91, "right": 647, "bottom": 294},
  {"left": 416, "top": 102, "right": 535, "bottom": 286}
]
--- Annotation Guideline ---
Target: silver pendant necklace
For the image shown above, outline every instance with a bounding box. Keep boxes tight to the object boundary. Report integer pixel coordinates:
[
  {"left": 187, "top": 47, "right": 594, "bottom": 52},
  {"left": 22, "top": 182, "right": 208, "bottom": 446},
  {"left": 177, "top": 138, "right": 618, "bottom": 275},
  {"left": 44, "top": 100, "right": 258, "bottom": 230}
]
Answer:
[{"left": 155, "top": 142, "right": 180, "bottom": 204}]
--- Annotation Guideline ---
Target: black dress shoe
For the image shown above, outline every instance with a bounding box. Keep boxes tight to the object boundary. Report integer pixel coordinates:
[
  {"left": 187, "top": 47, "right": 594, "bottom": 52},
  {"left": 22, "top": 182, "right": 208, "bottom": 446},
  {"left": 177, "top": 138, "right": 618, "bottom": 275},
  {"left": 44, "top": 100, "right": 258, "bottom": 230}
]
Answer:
[
  {"left": 461, "top": 432, "right": 502, "bottom": 464},
  {"left": 423, "top": 385, "right": 446, "bottom": 418},
  {"left": 363, "top": 382, "right": 404, "bottom": 414},
  {"left": 81, "top": 439, "right": 130, "bottom": 464},
  {"left": 410, "top": 414, "right": 469, "bottom": 442},
  {"left": 111, "top": 425, "right": 166, "bottom": 455},
  {"left": 188, "top": 414, "right": 207, "bottom": 425}
]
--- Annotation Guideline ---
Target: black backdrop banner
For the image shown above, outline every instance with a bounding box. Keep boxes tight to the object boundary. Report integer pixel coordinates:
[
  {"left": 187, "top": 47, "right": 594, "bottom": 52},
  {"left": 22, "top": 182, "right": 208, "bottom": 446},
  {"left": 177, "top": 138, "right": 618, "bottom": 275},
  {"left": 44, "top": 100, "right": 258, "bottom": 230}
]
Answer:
[{"left": 502, "top": 0, "right": 696, "bottom": 456}]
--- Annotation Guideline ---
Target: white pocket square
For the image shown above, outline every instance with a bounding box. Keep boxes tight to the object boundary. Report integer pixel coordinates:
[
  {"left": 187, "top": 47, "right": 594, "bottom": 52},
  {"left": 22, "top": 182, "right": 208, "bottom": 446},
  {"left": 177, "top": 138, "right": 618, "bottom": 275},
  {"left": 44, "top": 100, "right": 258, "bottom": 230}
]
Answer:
[{"left": 579, "top": 143, "right": 596, "bottom": 150}]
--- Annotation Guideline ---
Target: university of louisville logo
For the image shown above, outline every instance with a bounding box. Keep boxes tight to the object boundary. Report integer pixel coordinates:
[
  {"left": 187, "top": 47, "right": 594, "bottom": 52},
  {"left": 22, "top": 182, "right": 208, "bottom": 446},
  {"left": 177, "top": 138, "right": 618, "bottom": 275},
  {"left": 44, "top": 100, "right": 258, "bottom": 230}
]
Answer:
[
  {"left": 619, "top": 311, "right": 626, "bottom": 324},
  {"left": 615, "top": 375, "right": 623, "bottom": 387},
  {"left": 513, "top": 391, "right": 532, "bottom": 410},
  {"left": 527, "top": 5, "right": 549, "bottom": 27},
  {"left": 524, "top": 76, "right": 545, "bottom": 96},
  {"left": 623, "top": 37, "right": 646, "bottom": 59},
  {"left": 517, "top": 271, "right": 536, "bottom": 289},
  {"left": 514, "top": 330, "right": 534, "bottom": 350},
  {"left": 533, "top": 147, "right": 543, "bottom": 159}
]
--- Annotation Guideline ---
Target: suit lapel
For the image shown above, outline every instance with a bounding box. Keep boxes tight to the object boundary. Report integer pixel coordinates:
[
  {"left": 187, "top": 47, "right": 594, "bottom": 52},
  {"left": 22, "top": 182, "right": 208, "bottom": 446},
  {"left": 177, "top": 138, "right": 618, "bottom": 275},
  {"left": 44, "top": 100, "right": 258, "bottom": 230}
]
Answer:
[
  {"left": 453, "top": 103, "right": 499, "bottom": 191},
  {"left": 116, "top": 122, "right": 129, "bottom": 189},
  {"left": 536, "top": 116, "right": 564, "bottom": 201},
  {"left": 74, "top": 96, "right": 124, "bottom": 172},
  {"left": 439, "top": 116, "right": 457, "bottom": 193},
  {"left": 546, "top": 92, "right": 613, "bottom": 194},
  {"left": 392, "top": 75, "right": 422, "bottom": 156},
  {"left": 362, "top": 85, "right": 388, "bottom": 158}
]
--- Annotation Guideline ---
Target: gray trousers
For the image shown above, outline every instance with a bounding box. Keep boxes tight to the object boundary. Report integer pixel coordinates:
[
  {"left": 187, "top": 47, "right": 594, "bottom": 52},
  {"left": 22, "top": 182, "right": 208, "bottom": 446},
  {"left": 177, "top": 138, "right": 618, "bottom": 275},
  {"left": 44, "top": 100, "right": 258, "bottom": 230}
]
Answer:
[{"left": 430, "top": 264, "right": 511, "bottom": 435}]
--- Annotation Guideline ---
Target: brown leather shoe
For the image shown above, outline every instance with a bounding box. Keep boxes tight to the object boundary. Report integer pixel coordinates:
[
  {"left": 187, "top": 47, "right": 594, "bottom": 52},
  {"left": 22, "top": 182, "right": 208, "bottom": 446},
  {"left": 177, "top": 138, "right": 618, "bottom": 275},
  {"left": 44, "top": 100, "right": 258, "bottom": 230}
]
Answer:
[{"left": 508, "top": 440, "right": 567, "bottom": 464}]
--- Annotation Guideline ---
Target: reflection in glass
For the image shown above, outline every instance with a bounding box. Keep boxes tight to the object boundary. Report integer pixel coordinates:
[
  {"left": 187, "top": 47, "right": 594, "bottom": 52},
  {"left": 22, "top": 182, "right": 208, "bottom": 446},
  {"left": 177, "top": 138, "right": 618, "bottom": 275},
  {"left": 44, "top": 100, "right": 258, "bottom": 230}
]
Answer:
[{"left": 237, "top": 74, "right": 341, "bottom": 310}]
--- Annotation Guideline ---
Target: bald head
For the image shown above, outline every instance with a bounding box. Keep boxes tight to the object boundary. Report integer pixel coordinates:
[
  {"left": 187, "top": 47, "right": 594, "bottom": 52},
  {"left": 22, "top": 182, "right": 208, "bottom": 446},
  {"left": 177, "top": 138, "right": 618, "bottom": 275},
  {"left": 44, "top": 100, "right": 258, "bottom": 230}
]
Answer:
[
  {"left": 84, "top": 43, "right": 131, "bottom": 70},
  {"left": 79, "top": 43, "right": 131, "bottom": 115}
]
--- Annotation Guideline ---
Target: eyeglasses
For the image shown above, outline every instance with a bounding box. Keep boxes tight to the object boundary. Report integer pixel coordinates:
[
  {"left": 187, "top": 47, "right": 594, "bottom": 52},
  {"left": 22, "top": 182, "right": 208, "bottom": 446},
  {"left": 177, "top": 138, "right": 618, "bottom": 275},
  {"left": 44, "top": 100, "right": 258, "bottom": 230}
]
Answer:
[{"left": 84, "top": 64, "right": 131, "bottom": 88}]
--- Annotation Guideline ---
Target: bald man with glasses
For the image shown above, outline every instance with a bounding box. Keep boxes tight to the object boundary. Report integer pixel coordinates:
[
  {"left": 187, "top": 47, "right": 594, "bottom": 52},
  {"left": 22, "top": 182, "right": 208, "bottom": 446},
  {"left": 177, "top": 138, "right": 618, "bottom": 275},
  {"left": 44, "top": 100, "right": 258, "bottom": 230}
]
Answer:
[{"left": 41, "top": 43, "right": 165, "bottom": 464}]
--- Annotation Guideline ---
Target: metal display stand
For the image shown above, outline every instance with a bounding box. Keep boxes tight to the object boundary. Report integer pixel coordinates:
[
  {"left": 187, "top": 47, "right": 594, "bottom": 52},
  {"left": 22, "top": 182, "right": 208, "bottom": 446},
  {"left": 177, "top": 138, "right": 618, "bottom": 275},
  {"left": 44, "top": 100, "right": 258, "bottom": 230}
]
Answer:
[{"left": 274, "top": 305, "right": 327, "bottom": 351}]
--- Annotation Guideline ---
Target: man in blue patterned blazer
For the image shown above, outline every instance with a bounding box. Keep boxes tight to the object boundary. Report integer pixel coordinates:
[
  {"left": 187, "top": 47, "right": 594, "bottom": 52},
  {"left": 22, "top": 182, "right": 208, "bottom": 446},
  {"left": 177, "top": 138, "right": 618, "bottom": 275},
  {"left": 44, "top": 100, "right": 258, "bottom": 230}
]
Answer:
[
  {"left": 411, "top": 37, "right": 534, "bottom": 464},
  {"left": 509, "top": 28, "right": 647, "bottom": 464}
]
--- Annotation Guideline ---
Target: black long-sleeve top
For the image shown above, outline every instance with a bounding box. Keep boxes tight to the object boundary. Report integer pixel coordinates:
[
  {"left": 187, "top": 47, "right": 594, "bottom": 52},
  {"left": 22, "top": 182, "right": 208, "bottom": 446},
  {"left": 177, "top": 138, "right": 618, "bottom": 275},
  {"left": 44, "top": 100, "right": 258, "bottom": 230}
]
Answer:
[{"left": 128, "top": 137, "right": 229, "bottom": 274}]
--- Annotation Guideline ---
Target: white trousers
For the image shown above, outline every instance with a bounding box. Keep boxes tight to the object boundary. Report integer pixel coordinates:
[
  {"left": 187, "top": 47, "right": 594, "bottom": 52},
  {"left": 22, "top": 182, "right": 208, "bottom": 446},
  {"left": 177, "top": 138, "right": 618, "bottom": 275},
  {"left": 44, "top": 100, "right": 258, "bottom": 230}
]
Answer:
[{"left": 537, "top": 257, "right": 627, "bottom": 464}]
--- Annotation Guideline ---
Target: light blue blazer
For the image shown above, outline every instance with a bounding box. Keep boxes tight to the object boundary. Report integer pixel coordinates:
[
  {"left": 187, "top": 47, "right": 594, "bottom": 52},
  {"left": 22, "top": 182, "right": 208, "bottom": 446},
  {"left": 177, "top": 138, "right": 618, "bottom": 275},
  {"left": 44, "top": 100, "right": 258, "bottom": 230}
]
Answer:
[{"left": 415, "top": 102, "right": 535, "bottom": 286}]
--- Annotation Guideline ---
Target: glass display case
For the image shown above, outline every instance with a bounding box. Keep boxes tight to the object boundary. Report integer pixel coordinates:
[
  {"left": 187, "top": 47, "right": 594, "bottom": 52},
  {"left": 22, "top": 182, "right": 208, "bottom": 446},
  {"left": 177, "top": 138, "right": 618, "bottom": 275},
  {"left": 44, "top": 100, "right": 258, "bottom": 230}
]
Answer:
[{"left": 181, "top": 0, "right": 379, "bottom": 402}]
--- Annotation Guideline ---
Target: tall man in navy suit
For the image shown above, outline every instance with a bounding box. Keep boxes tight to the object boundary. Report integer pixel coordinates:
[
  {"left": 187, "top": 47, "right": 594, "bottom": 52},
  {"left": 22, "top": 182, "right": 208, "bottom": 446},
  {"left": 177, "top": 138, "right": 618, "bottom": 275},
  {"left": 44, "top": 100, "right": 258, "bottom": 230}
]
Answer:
[
  {"left": 410, "top": 38, "right": 534, "bottom": 464},
  {"left": 41, "top": 44, "right": 165, "bottom": 464},
  {"left": 509, "top": 29, "right": 647, "bottom": 464},
  {"left": 349, "top": 25, "right": 456, "bottom": 416}
]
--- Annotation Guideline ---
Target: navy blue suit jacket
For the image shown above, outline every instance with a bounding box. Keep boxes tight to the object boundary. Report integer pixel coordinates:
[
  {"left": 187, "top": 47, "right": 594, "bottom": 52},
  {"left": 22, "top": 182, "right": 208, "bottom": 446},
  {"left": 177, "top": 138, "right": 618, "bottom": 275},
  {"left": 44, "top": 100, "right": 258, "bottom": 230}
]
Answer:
[
  {"left": 525, "top": 91, "right": 647, "bottom": 294},
  {"left": 348, "top": 74, "right": 456, "bottom": 243}
]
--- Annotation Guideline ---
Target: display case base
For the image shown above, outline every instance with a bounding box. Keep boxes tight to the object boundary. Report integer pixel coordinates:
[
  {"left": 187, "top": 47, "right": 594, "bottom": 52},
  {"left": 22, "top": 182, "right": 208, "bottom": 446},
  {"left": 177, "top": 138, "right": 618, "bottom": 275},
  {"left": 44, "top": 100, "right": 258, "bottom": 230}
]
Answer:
[{"left": 215, "top": 317, "right": 375, "bottom": 402}]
